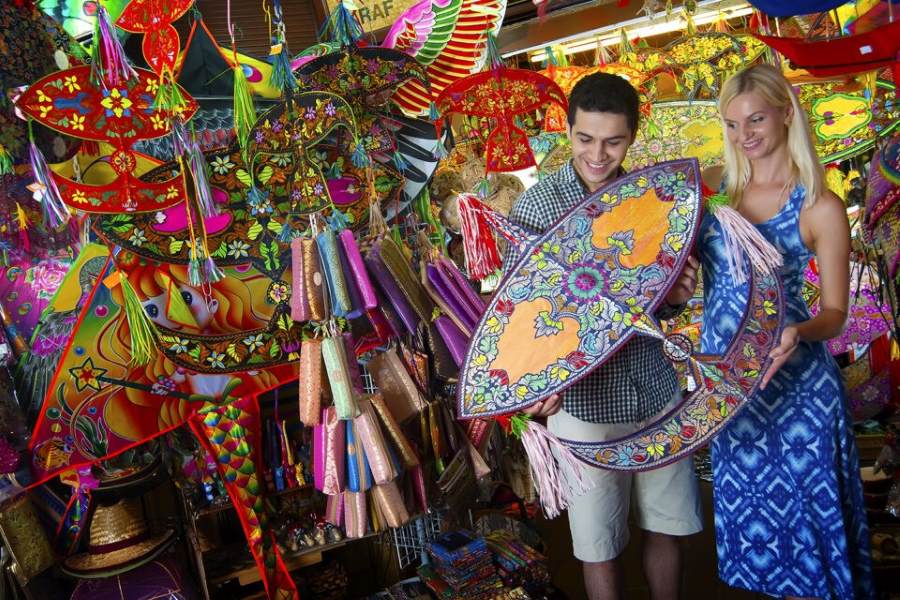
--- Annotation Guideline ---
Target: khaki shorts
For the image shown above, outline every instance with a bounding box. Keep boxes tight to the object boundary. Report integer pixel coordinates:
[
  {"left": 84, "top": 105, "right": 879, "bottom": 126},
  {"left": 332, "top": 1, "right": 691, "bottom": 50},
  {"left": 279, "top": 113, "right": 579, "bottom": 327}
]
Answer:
[{"left": 548, "top": 396, "right": 703, "bottom": 563}]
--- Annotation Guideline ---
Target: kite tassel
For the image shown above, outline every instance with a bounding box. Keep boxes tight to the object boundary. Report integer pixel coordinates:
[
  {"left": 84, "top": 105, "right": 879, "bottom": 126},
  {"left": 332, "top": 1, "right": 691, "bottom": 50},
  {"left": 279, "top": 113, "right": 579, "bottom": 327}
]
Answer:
[
  {"left": 0, "top": 145, "right": 12, "bottom": 176},
  {"left": 457, "top": 193, "right": 503, "bottom": 281},
  {"left": 119, "top": 275, "right": 157, "bottom": 365},
  {"left": 432, "top": 139, "right": 448, "bottom": 160},
  {"left": 189, "top": 143, "right": 218, "bottom": 219},
  {"left": 428, "top": 101, "right": 440, "bottom": 122},
  {"left": 15, "top": 203, "right": 30, "bottom": 254},
  {"left": 514, "top": 416, "right": 590, "bottom": 519},
  {"left": 391, "top": 151, "right": 409, "bottom": 173},
  {"left": 204, "top": 256, "right": 225, "bottom": 283},
  {"left": 710, "top": 200, "right": 783, "bottom": 284},
  {"left": 232, "top": 65, "right": 256, "bottom": 151},
  {"left": 92, "top": 5, "right": 136, "bottom": 87},
  {"left": 28, "top": 141, "right": 70, "bottom": 229},
  {"left": 270, "top": 44, "right": 297, "bottom": 96},
  {"left": 350, "top": 142, "right": 370, "bottom": 168}
]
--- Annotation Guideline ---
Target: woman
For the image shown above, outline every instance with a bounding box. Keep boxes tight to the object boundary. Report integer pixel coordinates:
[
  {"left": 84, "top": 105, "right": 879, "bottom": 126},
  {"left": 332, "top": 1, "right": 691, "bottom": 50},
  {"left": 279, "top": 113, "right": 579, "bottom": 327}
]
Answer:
[{"left": 699, "top": 64, "right": 873, "bottom": 598}]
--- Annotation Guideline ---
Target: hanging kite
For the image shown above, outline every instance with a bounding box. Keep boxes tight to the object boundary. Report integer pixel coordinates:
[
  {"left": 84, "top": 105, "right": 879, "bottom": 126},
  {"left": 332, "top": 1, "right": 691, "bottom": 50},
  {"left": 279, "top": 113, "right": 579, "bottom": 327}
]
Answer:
[
  {"left": 755, "top": 20, "right": 900, "bottom": 80},
  {"left": 16, "top": 65, "right": 198, "bottom": 214},
  {"left": 385, "top": 0, "right": 507, "bottom": 117},
  {"left": 456, "top": 159, "right": 784, "bottom": 515},
  {"left": 435, "top": 67, "right": 567, "bottom": 172}
]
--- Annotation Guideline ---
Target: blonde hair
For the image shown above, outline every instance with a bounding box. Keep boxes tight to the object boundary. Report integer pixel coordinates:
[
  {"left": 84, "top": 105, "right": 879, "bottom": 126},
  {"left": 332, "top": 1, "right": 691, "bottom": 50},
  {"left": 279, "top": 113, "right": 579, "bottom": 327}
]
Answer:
[{"left": 718, "top": 64, "right": 823, "bottom": 208}]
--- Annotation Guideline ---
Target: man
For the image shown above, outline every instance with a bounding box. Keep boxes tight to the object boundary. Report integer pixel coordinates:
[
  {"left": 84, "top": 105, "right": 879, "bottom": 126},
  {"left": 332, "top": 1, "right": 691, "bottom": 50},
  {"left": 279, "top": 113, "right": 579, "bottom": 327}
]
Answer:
[{"left": 505, "top": 73, "right": 703, "bottom": 600}]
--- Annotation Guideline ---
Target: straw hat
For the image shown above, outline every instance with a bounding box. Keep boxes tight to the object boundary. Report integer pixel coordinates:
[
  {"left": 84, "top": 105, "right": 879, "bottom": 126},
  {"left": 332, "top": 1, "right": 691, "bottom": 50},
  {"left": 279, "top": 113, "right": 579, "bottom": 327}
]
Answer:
[{"left": 62, "top": 498, "right": 175, "bottom": 578}]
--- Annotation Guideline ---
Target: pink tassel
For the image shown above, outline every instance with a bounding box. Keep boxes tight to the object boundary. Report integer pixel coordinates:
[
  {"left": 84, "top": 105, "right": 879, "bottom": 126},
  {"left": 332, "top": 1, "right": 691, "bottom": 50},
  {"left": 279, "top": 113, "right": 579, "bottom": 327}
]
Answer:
[
  {"left": 519, "top": 420, "right": 590, "bottom": 519},
  {"left": 28, "top": 141, "right": 70, "bottom": 229},
  {"left": 94, "top": 6, "right": 136, "bottom": 87},
  {"left": 457, "top": 193, "right": 503, "bottom": 281},
  {"left": 713, "top": 205, "right": 783, "bottom": 284}
]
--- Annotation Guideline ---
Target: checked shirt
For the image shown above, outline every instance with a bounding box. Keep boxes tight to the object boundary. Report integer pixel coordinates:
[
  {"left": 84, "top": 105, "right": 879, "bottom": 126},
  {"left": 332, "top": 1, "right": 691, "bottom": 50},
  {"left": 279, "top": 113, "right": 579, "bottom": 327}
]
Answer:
[{"left": 503, "top": 161, "right": 680, "bottom": 424}]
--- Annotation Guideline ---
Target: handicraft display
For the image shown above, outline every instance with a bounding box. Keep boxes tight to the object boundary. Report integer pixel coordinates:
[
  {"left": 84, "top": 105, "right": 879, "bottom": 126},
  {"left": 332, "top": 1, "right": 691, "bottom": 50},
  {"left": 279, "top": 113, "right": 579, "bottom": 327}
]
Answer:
[
  {"left": 435, "top": 68, "right": 567, "bottom": 172},
  {"left": 387, "top": 0, "right": 506, "bottom": 117},
  {"left": 458, "top": 160, "right": 784, "bottom": 472},
  {"left": 15, "top": 65, "right": 198, "bottom": 214}
]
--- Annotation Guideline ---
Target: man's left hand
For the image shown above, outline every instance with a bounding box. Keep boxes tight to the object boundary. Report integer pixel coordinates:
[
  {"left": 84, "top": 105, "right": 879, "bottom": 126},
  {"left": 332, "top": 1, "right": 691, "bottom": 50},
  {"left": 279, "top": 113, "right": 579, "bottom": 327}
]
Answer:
[{"left": 665, "top": 256, "right": 700, "bottom": 307}]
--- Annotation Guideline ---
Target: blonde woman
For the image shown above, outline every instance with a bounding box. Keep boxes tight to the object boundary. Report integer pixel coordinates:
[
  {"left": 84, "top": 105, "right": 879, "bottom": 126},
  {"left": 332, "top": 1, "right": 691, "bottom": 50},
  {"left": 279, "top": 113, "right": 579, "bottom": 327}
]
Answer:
[{"left": 699, "top": 64, "right": 873, "bottom": 598}]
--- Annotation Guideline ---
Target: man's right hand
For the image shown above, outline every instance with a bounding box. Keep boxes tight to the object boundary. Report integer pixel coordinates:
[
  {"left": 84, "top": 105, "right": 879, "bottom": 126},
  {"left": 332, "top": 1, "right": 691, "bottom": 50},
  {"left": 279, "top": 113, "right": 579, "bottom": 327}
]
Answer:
[{"left": 522, "top": 393, "right": 563, "bottom": 418}]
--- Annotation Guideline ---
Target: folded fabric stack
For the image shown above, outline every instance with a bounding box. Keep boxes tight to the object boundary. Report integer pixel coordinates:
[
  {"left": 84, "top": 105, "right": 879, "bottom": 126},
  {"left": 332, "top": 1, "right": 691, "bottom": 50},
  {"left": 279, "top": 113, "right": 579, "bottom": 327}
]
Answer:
[
  {"left": 420, "top": 530, "right": 504, "bottom": 599},
  {"left": 485, "top": 531, "right": 550, "bottom": 588}
]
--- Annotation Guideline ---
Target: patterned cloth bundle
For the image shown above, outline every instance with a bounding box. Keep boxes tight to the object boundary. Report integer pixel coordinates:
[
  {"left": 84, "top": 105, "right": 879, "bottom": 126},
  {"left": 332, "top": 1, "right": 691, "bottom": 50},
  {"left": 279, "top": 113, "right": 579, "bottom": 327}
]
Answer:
[{"left": 421, "top": 530, "right": 503, "bottom": 598}]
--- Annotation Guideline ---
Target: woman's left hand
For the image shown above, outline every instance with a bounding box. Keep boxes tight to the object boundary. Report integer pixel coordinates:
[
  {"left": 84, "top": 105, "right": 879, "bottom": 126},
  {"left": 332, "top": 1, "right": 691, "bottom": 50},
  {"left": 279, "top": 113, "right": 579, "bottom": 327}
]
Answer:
[{"left": 760, "top": 326, "right": 799, "bottom": 390}]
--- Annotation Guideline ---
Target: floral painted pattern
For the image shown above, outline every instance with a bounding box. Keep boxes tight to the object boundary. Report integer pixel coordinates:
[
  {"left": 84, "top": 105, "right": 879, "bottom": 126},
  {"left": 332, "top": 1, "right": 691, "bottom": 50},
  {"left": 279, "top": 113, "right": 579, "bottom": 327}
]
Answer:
[
  {"left": 564, "top": 264, "right": 783, "bottom": 470},
  {"left": 458, "top": 160, "right": 701, "bottom": 418}
]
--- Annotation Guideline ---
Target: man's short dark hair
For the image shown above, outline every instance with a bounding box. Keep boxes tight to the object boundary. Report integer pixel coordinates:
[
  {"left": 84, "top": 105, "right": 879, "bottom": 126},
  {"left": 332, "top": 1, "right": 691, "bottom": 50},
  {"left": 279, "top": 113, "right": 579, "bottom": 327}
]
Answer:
[{"left": 567, "top": 72, "right": 640, "bottom": 136}]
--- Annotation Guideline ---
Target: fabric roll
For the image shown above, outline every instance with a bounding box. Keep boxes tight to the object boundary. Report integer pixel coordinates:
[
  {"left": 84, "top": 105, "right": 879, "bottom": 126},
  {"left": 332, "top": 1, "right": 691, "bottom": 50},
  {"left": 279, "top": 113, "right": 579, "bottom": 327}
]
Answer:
[
  {"left": 345, "top": 419, "right": 373, "bottom": 492},
  {"left": 316, "top": 229, "right": 352, "bottom": 318},
  {"left": 353, "top": 396, "right": 398, "bottom": 485},
  {"left": 325, "top": 493, "right": 343, "bottom": 527},
  {"left": 371, "top": 480, "right": 410, "bottom": 528},
  {"left": 343, "top": 491, "right": 367, "bottom": 538},
  {"left": 322, "top": 336, "right": 360, "bottom": 420},
  {"left": 339, "top": 228, "right": 377, "bottom": 310},
  {"left": 290, "top": 237, "right": 311, "bottom": 321},
  {"left": 370, "top": 392, "right": 419, "bottom": 469},
  {"left": 322, "top": 407, "right": 346, "bottom": 496},
  {"left": 298, "top": 337, "right": 323, "bottom": 427}
]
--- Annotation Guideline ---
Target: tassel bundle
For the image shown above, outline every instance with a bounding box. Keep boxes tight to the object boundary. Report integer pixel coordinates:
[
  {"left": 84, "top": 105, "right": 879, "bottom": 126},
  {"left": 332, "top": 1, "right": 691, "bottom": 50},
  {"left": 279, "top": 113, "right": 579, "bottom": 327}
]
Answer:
[
  {"left": 118, "top": 275, "right": 158, "bottom": 365},
  {"left": 0, "top": 144, "right": 11, "bottom": 176},
  {"left": 320, "top": 1, "right": 364, "bottom": 46},
  {"left": 707, "top": 194, "right": 783, "bottom": 284},
  {"left": 232, "top": 64, "right": 256, "bottom": 152},
  {"left": 28, "top": 140, "right": 70, "bottom": 229},
  {"left": 351, "top": 141, "right": 370, "bottom": 168},
  {"left": 510, "top": 414, "right": 589, "bottom": 519},
  {"left": 457, "top": 193, "right": 502, "bottom": 281},
  {"left": 91, "top": 6, "right": 136, "bottom": 87},
  {"left": 15, "top": 203, "right": 30, "bottom": 254},
  {"left": 270, "top": 44, "right": 297, "bottom": 95}
]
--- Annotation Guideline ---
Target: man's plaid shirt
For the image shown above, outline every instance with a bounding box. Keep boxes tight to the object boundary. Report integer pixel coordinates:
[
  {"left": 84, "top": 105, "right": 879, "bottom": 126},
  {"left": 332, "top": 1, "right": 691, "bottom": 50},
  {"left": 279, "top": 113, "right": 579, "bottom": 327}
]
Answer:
[{"left": 504, "top": 161, "right": 679, "bottom": 424}]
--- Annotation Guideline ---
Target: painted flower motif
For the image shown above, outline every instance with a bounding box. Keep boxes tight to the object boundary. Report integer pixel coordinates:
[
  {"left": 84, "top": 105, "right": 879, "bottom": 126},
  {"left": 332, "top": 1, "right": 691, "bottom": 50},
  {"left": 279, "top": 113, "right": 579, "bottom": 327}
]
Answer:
[
  {"left": 564, "top": 265, "right": 606, "bottom": 301},
  {"left": 290, "top": 189, "right": 303, "bottom": 203},
  {"left": 273, "top": 154, "right": 291, "bottom": 167},
  {"left": 226, "top": 240, "right": 250, "bottom": 259},
  {"left": 168, "top": 338, "right": 189, "bottom": 353},
  {"left": 272, "top": 121, "right": 284, "bottom": 134},
  {"left": 324, "top": 102, "right": 336, "bottom": 117},
  {"left": 63, "top": 75, "right": 80, "bottom": 93},
  {"left": 30, "top": 264, "right": 66, "bottom": 298},
  {"left": 248, "top": 188, "right": 273, "bottom": 216},
  {"left": 70, "top": 113, "right": 85, "bottom": 131},
  {"left": 100, "top": 88, "right": 133, "bottom": 118},
  {"left": 267, "top": 281, "right": 290, "bottom": 304},
  {"left": 150, "top": 114, "right": 165, "bottom": 130},
  {"left": 36, "top": 90, "right": 52, "bottom": 103},
  {"left": 254, "top": 130, "right": 265, "bottom": 144},
  {"left": 129, "top": 229, "right": 147, "bottom": 246},
  {"left": 243, "top": 334, "right": 265, "bottom": 350},
  {"left": 211, "top": 156, "right": 235, "bottom": 175},
  {"left": 304, "top": 106, "right": 317, "bottom": 121},
  {"left": 206, "top": 351, "right": 226, "bottom": 369},
  {"left": 145, "top": 78, "right": 159, "bottom": 95},
  {"left": 165, "top": 185, "right": 179, "bottom": 199},
  {"left": 71, "top": 190, "right": 88, "bottom": 204},
  {"left": 312, "top": 182, "right": 324, "bottom": 196},
  {"left": 39, "top": 104, "right": 52, "bottom": 118},
  {"left": 607, "top": 230, "right": 634, "bottom": 255}
]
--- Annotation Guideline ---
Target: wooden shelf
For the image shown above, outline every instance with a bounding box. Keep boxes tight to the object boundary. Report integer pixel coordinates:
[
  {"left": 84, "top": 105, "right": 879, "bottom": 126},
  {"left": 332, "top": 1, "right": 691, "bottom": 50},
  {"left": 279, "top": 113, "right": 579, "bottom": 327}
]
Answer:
[
  {"left": 191, "top": 484, "right": 313, "bottom": 518},
  {"left": 206, "top": 534, "right": 376, "bottom": 586}
]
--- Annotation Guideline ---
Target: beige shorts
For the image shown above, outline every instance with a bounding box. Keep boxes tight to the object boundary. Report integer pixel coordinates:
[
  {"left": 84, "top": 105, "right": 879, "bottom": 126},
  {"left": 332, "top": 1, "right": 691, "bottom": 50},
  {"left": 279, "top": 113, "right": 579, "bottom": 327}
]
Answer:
[{"left": 548, "top": 396, "right": 703, "bottom": 563}]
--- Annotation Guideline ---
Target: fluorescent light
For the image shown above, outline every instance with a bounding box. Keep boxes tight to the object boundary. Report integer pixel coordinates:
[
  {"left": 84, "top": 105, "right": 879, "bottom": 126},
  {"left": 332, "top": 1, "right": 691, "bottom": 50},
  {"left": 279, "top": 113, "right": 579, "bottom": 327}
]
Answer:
[{"left": 528, "top": 4, "right": 754, "bottom": 62}]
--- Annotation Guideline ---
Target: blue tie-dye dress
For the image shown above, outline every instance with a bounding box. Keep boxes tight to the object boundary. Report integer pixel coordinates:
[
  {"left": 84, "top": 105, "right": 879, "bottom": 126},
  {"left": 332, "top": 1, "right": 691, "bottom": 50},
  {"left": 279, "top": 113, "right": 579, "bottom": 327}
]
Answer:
[{"left": 698, "top": 185, "right": 873, "bottom": 599}]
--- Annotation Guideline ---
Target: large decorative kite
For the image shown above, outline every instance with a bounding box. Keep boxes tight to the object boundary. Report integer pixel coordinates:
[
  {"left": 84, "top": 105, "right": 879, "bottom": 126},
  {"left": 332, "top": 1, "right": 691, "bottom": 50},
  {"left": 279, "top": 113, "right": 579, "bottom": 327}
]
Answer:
[
  {"left": 456, "top": 160, "right": 784, "bottom": 515},
  {"left": 435, "top": 67, "right": 567, "bottom": 172}
]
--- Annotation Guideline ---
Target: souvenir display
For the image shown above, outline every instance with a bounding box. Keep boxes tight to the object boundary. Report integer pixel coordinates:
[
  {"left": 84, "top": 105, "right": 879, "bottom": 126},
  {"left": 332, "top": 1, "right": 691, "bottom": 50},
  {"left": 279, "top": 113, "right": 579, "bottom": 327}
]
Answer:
[
  {"left": 435, "top": 65, "right": 567, "bottom": 172},
  {"left": 2, "top": 2, "right": 895, "bottom": 599},
  {"left": 385, "top": 0, "right": 506, "bottom": 117}
]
